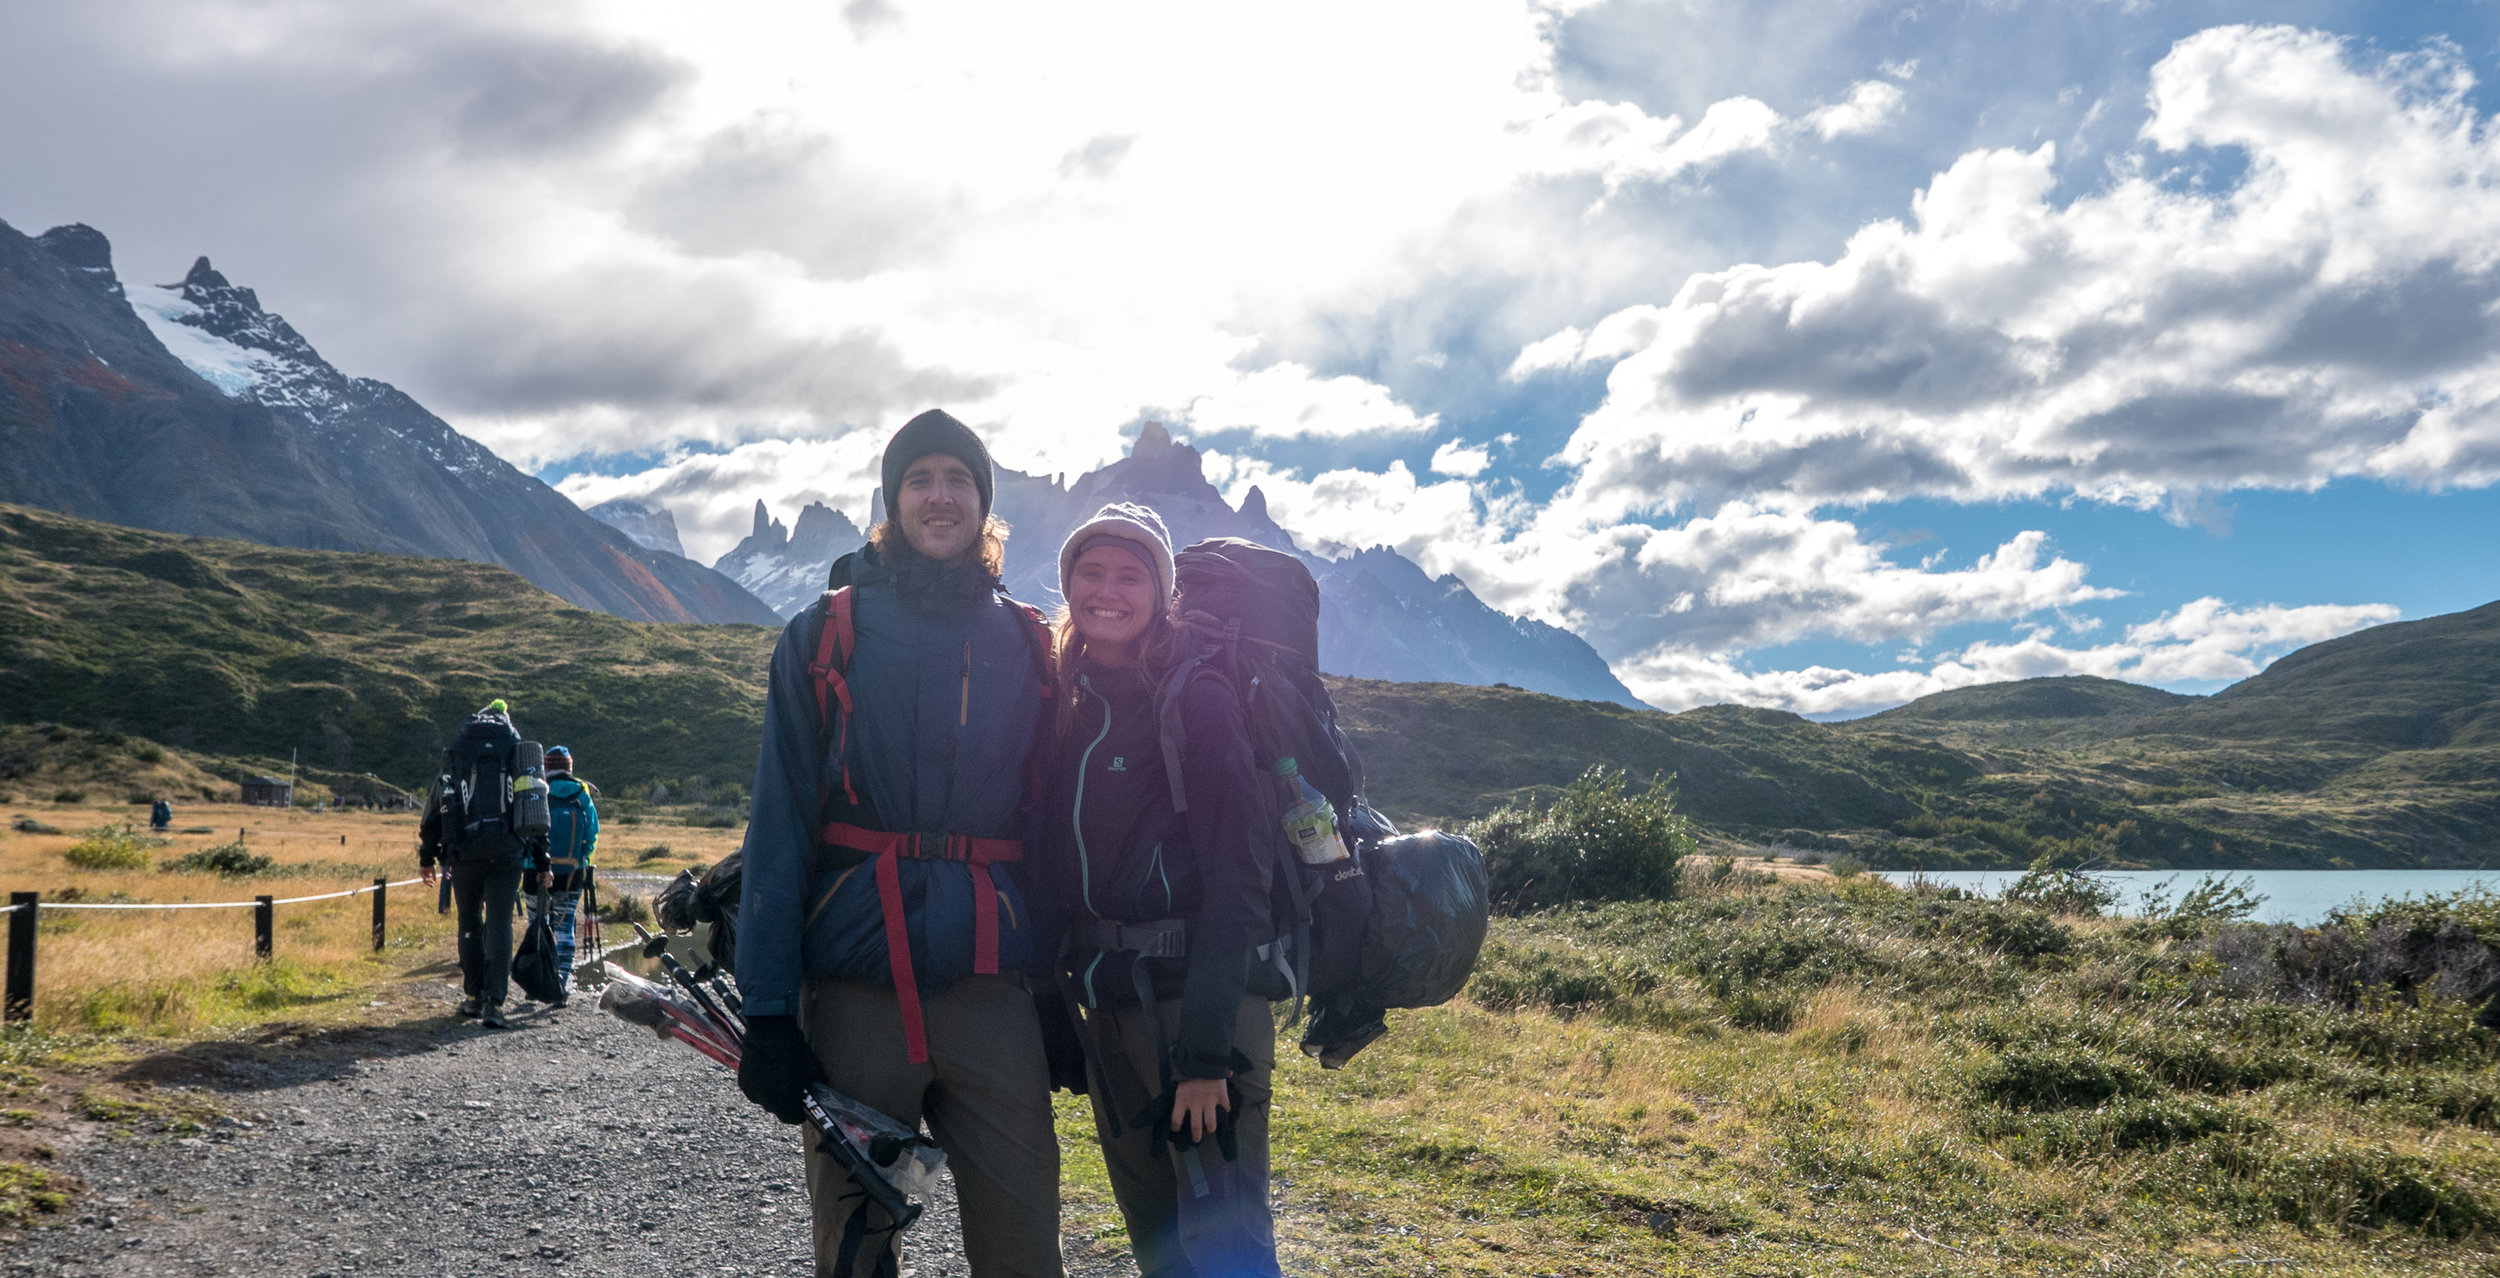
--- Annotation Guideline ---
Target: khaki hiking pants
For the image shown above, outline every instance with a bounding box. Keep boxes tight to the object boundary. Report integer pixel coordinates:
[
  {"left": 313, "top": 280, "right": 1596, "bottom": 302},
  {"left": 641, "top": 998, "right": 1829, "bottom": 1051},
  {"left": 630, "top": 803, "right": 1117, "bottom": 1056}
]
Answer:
[
  {"left": 1083, "top": 996, "right": 1280, "bottom": 1278},
  {"left": 800, "top": 974, "right": 1064, "bottom": 1278}
]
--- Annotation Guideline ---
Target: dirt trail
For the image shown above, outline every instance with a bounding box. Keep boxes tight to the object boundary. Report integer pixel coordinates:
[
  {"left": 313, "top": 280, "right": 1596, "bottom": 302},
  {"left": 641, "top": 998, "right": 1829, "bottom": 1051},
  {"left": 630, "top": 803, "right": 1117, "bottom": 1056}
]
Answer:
[{"left": 3, "top": 985, "right": 1134, "bottom": 1278}]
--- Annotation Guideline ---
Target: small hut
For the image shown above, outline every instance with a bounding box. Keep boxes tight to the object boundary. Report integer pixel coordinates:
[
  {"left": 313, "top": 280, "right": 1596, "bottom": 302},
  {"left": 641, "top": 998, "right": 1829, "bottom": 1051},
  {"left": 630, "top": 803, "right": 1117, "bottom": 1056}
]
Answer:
[{"left": 240, "top": 776, "right": 292, "bottom": 807}]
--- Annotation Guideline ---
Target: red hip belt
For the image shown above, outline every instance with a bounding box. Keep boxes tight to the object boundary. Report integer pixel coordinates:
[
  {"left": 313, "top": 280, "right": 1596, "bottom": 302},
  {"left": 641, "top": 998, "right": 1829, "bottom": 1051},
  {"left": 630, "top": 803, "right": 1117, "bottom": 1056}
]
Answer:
[{"left": 820, "top": 822, "right": 1023, "bottom": 1064}]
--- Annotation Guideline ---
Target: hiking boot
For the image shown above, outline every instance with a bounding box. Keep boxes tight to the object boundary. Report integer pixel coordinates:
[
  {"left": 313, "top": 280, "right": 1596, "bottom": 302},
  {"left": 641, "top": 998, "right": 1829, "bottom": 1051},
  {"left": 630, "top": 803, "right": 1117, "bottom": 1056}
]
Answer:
[
  {"left": 480, "top": 1001, "right": 509, "bottom": 1029},
  {"left": 546, "top": 991, "right": 569, "bottom": 1010},
  {"left": 456, "top": 996, "right": 483, "bottom": 1019}
]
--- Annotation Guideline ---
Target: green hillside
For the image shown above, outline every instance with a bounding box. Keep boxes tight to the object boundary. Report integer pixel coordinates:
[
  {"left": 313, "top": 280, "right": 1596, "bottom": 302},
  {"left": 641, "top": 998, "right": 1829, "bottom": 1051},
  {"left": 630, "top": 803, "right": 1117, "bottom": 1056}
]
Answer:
[
  {"left": 0, "top": 502, "right": 776, "bottom": 793},
  {"left": 1849, "top": 675, "right": 2194, "bottom": 747},
  {"left": 3, "top": 501, "right": 2495, "bottom": 868}
]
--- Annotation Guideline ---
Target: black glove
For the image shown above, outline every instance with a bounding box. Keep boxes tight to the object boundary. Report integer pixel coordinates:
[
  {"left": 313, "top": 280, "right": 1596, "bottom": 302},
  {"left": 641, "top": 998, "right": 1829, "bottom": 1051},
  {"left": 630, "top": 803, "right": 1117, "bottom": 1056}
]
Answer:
[{"left": 737, "top": 1014, "right": 814, "bottom": 1125}]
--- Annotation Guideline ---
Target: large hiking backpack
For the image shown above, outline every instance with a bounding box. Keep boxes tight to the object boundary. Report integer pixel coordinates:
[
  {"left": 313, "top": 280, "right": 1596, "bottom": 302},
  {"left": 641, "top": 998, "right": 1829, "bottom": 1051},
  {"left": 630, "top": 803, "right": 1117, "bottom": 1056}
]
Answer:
[
  {"left": 658, "top": 849, "right": 744, "bottom": 972},
  {"left": 438, "top": 712, "right": 525, "bottom": 858},
  {"left": 547, "top": 782, "right": 595, "bottom": 874},
  {"left": 1159, "top": 537, "right": 1489, "bottom": 1068}
]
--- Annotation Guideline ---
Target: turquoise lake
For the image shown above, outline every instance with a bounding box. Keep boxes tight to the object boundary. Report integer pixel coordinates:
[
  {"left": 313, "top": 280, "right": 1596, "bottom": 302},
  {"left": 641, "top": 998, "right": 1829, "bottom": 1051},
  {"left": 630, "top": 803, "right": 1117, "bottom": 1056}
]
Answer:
[{"left": 1876, "top": 870, "right": 2500, "bottom": 927}]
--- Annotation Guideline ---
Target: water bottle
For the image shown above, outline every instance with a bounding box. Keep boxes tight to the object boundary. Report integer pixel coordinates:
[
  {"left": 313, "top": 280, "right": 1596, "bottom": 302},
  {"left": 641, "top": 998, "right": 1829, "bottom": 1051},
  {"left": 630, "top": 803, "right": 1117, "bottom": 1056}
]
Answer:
[
  {"left": 511, "top": 741, "right": 552, "bottom": 837},
  {"left": 1274, "top": 757, "right": 1349, "bottom": 864}
]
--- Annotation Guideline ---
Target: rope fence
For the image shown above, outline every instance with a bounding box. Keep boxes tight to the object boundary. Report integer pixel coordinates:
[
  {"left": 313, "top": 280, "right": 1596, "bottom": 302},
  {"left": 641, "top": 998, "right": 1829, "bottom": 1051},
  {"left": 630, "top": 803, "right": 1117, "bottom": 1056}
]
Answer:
[{"left": 3, "top": 876, "right": 424, "bottom": 1025}]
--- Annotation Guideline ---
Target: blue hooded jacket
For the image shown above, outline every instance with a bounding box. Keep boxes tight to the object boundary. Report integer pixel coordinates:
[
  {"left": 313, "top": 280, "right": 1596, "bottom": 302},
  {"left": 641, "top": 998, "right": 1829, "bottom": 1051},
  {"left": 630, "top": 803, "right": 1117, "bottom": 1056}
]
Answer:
[{"left": 735, "top": 547, "right": 1050, "bottom": 1018}]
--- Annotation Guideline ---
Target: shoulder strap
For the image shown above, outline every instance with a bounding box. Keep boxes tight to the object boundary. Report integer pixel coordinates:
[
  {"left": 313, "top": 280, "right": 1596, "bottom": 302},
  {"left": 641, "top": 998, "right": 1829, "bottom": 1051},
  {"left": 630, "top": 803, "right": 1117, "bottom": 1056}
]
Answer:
[
  {"left": 810, "top": 587, "right": 860, "bottom": 807},
  {"left": 1008, "top": 598, "right": 1055, "bottom": 814},
  {"left": 1153, "top": 622, "right": 1240, "bottom": 815}
]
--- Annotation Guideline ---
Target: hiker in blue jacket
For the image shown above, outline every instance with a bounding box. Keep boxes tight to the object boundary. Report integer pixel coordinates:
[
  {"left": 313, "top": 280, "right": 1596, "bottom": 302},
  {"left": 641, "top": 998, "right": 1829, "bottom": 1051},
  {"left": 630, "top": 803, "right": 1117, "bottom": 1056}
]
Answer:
[
  {"left": 536, "top": 745, "right": 598, "bottom": 1006},
  {"left": 734, "top": 410, "right": 1063, "bottom": 1278},
  {"left": 1030, "top": 504, "right": 1285, "bottom": 1278}
]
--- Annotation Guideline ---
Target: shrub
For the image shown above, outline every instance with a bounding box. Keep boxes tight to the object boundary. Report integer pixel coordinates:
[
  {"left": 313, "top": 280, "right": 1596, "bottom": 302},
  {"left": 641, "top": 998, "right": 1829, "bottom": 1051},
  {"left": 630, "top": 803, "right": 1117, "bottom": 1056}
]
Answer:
[
  {"left": 2002, "top": 855, "right": 2121, "bottom": 917},
  {"left": 1971, "top": 1045, "right": 2153, "bottom": 1111},
  {"left": 635, "top": 843, "right": 674, "bottom": 863},
  {"left": 11, "top": 818, "right": 60, "bottom": 835},
  {"left": 162, "top": 841, "right": 274, "bottom": 876},
  {"left": 62, "top": 823, "right": 151, "bottom": 871},
  {"left": 129, "top": 743, "right": 165, "bottom": 764},
  {"left": 1462, "top": 767, "right": 1691, "bottom": 912},
  {"left": 684, "top": 807, "right": 741, "bottom": 829},
  {"left": 50, "top": 789, "right": 86, "bottom": 805},
  {"left": 1827, "top": 854, "right": 1866, "bottom": 880},
  {"left": 600, "top": 892, "right": 652, "bottom": 925}
]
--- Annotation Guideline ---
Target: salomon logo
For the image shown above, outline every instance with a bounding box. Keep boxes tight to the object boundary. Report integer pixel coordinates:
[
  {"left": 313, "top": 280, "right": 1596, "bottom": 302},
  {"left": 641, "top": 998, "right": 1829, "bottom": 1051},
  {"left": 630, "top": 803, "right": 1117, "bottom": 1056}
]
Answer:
[{"left": 1108, "top": 756, "right": 1127, "bottom": 771}]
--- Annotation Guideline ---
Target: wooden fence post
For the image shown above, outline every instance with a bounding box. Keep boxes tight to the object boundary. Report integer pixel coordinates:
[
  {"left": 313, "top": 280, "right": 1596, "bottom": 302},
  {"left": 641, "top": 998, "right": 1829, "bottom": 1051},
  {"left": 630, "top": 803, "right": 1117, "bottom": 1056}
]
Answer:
[
  {"left": 254, "top": 896, "right": 274, "bottom": 959},
  {"left": 4, "top": 892, "right": 35, "bottom": 1023},
  {"left": 371, "top": 878, "right": 387, "bottom": 952}
]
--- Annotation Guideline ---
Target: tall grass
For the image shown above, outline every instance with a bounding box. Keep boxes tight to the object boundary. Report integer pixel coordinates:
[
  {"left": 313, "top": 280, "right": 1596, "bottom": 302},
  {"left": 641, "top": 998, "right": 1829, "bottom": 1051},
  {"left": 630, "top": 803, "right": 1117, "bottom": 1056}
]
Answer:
[{"left": 3, "top": 802, "right": 453, "bottom": 1034}]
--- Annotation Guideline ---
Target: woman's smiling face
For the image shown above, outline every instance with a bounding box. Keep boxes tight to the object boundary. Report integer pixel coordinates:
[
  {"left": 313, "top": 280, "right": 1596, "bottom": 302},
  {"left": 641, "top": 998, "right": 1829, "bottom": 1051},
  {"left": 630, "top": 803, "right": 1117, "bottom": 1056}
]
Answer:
[{"left": 1067, "top": 543, "right": 1158, "bottom": 658}]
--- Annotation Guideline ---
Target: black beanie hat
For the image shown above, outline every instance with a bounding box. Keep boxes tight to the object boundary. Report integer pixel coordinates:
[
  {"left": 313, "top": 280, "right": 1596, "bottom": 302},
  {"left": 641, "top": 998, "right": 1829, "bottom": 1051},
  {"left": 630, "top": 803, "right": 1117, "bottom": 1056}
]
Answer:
[{"left": 882, "top": 409, "right": 995, "bottom": 521}]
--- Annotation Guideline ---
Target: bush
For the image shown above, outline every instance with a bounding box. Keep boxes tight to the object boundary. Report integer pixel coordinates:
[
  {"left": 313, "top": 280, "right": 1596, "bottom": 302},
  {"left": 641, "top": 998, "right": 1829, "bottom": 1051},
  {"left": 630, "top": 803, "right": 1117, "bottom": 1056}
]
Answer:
[
  {"left": 600, "top": 892, "right": 652, "bottom": 925},
  {"left": 50, "top": 789, "right": 86, "bottom": 805},
  {"left": 61, "top": 823, "right": 152, "bottom": 871},
  {"left": 1827, "top": 853, "right": 1866, "bottom": 880},
  {"left": 2002, "top": 855, "right": 2121, "bottom": 917},
  {"left": 12, "top": 818, "right": 60, "bottom": 835},
  {"left": 684, "top": 808, "right": 741, "bottom": 829},
  {"left": 1462, "top": 767, "right": 1691, "bottom": 912},
  {"left": 635, "top": 843, "right": 674, "bottom": 863},
  {"left": 162, "top": 841, "right": 274, "bottom": 876}
]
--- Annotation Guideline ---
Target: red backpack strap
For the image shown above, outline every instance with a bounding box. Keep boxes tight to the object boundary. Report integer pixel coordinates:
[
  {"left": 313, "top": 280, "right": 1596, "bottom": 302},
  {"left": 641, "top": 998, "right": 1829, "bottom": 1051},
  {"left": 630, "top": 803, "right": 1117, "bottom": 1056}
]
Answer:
[{"left": 809, "top": 588, "right": 860, "bottom": 806}]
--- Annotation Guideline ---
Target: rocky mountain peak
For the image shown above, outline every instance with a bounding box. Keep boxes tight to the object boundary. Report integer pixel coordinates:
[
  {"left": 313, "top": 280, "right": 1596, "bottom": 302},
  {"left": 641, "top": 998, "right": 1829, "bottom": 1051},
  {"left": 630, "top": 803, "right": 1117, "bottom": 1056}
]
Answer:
[
  {"left": 749, "top": 499, "right": 784, "bottom": 548},
  {"left": 1240, "top": 484, "right": 1269, "bottom": 523},
  {"left": 35, "top": 224, "right": 119, "bottom": 295}
]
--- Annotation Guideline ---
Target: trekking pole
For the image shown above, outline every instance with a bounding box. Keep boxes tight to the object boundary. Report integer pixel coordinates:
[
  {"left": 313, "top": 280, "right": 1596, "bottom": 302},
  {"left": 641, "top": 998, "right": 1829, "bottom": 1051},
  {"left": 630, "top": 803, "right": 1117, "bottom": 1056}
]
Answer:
[{"left": 634, "top": 924, "right": 742, "bottom": 1047}]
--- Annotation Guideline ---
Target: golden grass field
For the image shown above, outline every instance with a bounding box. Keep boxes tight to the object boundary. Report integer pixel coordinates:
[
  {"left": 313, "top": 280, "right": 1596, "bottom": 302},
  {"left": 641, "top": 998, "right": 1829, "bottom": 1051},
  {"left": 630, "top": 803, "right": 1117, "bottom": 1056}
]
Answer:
[{"left": 0, "top": 799, "right": 736, "bottom": 1035}]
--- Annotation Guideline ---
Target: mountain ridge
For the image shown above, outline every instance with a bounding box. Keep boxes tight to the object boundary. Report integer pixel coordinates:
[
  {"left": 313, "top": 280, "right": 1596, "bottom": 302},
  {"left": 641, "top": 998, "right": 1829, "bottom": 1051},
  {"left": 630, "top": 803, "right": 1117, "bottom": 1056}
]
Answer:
[{"left": 0, "top": 217, "right": 779, "bottom": 626}]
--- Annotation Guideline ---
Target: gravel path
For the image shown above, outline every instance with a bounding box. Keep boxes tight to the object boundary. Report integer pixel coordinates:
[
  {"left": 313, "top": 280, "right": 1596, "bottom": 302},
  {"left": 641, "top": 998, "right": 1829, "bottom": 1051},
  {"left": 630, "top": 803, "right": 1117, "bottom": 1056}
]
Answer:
[{"left": 3, "top": 982, "right": 1136, "bottom": 1278}]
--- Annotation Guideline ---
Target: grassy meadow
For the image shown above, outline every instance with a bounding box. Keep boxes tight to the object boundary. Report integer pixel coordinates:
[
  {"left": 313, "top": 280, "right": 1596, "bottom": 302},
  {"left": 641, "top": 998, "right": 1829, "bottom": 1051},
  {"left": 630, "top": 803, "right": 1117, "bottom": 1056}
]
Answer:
[{"left": 1047, "top": 869, "right": 2500, "bottom": 1276}]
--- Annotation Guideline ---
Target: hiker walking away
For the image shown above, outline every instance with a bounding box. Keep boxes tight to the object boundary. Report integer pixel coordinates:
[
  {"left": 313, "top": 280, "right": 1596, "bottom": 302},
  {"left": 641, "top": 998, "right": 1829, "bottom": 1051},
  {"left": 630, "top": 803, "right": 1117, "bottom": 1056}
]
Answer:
[
  {"left": 149, "top": 797, "right": 171, "bottom": 832},
  {"left": 537, "top": 745, "right": 599, "bottom": 1007},
  {"left": 418, "top": 699, "right": 552, "bottom": 1029},
  {"left": 1032, "top": 505, "right": 1285, "bottom": 1278},
  {"left": 735, "top": 409, "right": 1064, "bottom": 1278}
]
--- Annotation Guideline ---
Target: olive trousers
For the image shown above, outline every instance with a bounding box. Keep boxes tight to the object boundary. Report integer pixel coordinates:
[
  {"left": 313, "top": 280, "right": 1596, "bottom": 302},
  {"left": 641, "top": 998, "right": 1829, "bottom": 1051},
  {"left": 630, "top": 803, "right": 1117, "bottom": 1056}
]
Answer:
[
  {"left": 1082, "top": 996, "right": 1280, "bottom": 1278},
  {"left": 801, "top": 975, "right": 1064, "bottom": 1278}
]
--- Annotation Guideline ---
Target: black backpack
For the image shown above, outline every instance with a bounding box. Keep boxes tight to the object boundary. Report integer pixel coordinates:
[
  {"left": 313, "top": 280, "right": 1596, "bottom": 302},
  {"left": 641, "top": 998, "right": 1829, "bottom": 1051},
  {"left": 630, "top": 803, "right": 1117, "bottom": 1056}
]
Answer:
[
  {"left": 1158, "top": 538, "right": 1488, "bottom": 1068},
  {"left": 439, "top": 712, "right": 523, "bottom": 856}
]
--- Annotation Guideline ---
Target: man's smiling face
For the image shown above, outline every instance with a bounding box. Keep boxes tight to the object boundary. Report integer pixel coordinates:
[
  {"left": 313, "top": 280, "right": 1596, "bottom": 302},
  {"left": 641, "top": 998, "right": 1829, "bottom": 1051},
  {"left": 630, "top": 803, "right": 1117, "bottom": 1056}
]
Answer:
[{"left": 896, "top": 453, "right": 982, "bottom": 563}]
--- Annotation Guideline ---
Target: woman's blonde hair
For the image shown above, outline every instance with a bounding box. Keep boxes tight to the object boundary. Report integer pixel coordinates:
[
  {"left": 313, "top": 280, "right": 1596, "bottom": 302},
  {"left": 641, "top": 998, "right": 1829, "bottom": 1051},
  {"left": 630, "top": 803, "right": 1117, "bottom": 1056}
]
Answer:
[{"left": 867, "top": 513, "right": 1010, "bottom": 577}]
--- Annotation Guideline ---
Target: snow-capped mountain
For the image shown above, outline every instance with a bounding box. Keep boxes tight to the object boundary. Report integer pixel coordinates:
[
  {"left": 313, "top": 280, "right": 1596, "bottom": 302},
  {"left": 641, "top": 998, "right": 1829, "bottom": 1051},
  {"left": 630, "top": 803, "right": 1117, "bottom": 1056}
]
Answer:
[
  {"left": 0, "top": 219, "right": 779, "bottom": 626},
  {"left": 728, "top": 422, "right": 1645, "bottom": 706},
  {"left": 713, "top": 499, "right": 865, "bottom": 617},
  {"left": 588, "top": 498, "right": 687, "bottom": 558}
]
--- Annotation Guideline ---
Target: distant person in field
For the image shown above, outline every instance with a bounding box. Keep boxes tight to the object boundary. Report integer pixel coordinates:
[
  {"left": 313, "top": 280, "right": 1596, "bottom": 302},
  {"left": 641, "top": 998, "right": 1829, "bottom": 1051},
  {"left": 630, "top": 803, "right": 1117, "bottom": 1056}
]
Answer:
[
  {"left": 149, "top": 797, "right": 171, "bottom": 831},
  {"left": 1031, "top": 505, "right": 1285, "bottom": 1278},
  {"left": 418, "top": 698, "right": 551, "bottom": 1029},
  {"left": 538, "top": 745, "right": 599, "bottom": 1006},
  {"left": 736, "top": 410, "right": 1063, "bottom": 1277}
]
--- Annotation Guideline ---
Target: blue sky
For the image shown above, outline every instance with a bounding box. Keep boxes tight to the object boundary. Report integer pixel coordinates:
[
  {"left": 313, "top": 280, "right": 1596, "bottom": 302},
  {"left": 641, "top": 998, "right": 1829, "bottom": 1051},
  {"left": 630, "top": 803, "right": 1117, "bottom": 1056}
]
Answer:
[{"left": 4, "top": 0, "right": 2497, "bottom": 714}]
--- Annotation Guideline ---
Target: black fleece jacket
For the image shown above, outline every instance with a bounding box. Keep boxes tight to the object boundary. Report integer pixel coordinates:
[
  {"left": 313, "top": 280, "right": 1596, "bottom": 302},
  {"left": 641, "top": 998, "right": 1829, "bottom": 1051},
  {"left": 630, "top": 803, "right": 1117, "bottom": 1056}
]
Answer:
[{"left": 1034, "top": 655, "right": 1283, "bottom": 1080}]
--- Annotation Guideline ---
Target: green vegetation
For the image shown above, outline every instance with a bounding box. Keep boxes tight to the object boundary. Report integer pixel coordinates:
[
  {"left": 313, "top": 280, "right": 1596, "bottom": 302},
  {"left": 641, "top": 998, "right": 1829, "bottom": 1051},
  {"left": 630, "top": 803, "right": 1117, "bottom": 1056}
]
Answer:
[
  {"left": 1183, "top": 875, "right": 2500, "bottom": 1274},
  {"left": 0, "top": 1161, "right": 68, "bottom": 1226},
  {"left": 161, "top": 840, "right": 275, "bottom": 876},
  {"left": 59, "top": 823, "right": 155, "bottom": 871},
  {"left": 1461, "top": 766, "right": 1692, "bottom": 910},
  {"left": 0, "top": 502, "right": 774, "bottom": 794}
]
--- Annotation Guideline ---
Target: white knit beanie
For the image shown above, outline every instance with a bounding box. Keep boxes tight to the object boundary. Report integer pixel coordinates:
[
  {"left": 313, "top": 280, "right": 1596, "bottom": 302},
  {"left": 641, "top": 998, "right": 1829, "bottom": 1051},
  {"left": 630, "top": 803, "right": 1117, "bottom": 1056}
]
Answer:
[{"left": 1057, "top": 502, "right": 1175, "bottom": 609}]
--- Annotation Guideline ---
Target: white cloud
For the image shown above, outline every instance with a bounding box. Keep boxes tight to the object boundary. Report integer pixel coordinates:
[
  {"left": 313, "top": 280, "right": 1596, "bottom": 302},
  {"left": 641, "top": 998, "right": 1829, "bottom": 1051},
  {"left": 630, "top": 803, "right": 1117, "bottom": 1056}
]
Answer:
[
  {"left": 555, "top": 434, "right": 884, "bottom": 562},
  {"left": 1430, "top": 439, "right": 1494, "bottom": 476},
  {"left": 1804, "top": 80, "right": 1905, "bottom": 140},
  {"left": 1522, "top": 25, "right": 2500, "bottom": 522},
  {"left": 1619, "top": 597, "right": 2398, "bottom": 714}
]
